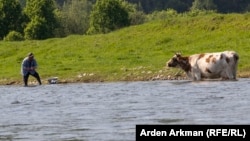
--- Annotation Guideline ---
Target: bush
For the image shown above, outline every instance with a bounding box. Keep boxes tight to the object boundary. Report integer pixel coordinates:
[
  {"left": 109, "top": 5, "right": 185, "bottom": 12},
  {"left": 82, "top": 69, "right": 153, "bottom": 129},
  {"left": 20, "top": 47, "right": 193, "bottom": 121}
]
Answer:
[
  {"left": 4, "top": 31, "right": 24, "bottom": 41},
  {"left": 185, "top": 9, "right": 216, "bottom": 17},
  {"left": 87, "top": 0, "right": 130, "bottom": 34},
  {"left": 129, "top": 11, "right": 146, "bottom": 25},
  {"left": 147, "top": 9, "right": 178, "bottom": 21}
]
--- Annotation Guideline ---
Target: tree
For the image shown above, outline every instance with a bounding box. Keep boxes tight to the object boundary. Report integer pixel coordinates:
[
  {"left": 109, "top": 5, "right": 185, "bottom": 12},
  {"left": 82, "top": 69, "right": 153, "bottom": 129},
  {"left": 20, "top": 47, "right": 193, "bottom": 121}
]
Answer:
[
  {"left": 0, "top": 0, "right": 24, "bottom": 40},
  {"left": 18, "top": 0, "right": 26, "bottom": 7},
  {"left": 191, "top": 0, "right": 217, "bottom": 11},
  {"left": 24, "top": 0, "right": 58, "bottom": 40},
  {"left": 126, "top": 0, "right": 193, "bottom": 13},
  {"left": 58, "top": 0, "right": 92, "bottom": 36},
  {"left": 4, "top": 30, "right": 24, "bottom": 41},
  {"left": 214, "top": 0, "right": 248, "bottom": 13},
  {"left": 87, "top": 0, "right": 130, "bottom": 34}
]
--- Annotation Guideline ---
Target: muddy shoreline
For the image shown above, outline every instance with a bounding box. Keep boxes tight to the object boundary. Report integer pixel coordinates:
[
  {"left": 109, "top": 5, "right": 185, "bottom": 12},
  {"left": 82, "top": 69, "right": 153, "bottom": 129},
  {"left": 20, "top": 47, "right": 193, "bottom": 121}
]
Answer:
[{"left": 1, "top": 73, "right": 249, "bottom": 86}]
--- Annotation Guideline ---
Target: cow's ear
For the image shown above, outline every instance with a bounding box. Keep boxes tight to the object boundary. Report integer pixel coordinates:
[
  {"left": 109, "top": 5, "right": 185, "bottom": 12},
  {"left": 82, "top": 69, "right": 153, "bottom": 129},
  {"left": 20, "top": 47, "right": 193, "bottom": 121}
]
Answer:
[{"left": 176, "top": 52, "right": 181, "bottom": 57}]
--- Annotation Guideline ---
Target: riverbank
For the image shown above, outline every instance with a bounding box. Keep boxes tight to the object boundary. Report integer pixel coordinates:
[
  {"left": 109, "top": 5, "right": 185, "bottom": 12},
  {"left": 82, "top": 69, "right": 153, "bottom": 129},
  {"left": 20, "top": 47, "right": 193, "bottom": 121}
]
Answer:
[
  {"left": 2, "top": 70, "right": 250, "bottom": 86},
  {"left": 1, "top": 71, "right": 187, "bottom": 86},
  {"left": 1, "top": 13, "right": 250, "bottom": 86}
]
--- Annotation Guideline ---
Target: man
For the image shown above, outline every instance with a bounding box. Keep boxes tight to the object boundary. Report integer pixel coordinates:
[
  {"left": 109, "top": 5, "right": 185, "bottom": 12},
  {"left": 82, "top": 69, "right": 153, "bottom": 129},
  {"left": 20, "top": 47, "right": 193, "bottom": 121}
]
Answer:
[{"left": 21, "top": 52, "right": 42, "bottom": 86}]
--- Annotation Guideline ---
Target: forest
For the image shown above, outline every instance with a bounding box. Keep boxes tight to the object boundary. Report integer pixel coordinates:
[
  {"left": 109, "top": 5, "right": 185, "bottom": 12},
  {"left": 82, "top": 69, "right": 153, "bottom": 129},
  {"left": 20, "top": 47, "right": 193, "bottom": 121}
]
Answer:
[
  {"left": 1, "top": 0, "right": 250, "bottom": 41},
  {"left": 54, "top": 0, "right": 250, "bottom": 13}
]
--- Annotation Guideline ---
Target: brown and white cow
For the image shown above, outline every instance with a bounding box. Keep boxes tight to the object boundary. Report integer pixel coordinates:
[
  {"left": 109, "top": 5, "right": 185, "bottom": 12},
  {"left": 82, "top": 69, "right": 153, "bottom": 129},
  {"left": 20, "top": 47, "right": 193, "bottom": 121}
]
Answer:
[{"left": 167, "top": 51, "right": 239, "bottom": 81}]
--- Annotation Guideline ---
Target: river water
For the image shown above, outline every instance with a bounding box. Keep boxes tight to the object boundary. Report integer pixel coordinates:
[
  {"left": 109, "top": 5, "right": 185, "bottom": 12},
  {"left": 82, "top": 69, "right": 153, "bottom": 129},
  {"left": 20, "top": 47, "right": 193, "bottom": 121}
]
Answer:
[{"left": 0, "top": 79, "right": 250, "bottom": 141}]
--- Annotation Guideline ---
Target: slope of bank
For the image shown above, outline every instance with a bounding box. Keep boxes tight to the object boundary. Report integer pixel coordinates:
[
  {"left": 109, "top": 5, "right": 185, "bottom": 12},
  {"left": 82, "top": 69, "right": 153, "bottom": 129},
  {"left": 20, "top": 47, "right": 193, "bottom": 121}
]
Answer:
[{"left": 1, "top": 12, "right": 250, "bottom": 85}]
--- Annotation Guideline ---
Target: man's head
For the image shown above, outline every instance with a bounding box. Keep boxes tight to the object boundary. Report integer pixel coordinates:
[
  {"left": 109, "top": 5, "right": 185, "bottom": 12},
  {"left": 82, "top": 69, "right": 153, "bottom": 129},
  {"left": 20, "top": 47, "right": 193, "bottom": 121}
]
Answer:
[{"left": 28, "top": 52, "right": 34, "bottom": 60}]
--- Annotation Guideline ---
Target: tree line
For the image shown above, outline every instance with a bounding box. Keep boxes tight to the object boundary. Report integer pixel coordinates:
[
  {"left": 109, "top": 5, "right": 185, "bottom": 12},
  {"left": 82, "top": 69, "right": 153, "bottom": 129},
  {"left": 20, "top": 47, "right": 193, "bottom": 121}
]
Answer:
[
  {"left": 56, "top": 0, "right": 250, "bottom": 13},
  {"left": 1, "top": 0, "right": 250, "bottom": 41},
  {"left": 1, "top": 0, "right": 138, "bottom": 40}
]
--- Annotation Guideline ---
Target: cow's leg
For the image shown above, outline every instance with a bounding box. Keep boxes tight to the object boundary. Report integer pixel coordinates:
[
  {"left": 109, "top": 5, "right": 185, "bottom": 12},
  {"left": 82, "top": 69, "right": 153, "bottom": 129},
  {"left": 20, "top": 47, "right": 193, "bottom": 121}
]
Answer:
[
  {"left": 219, "top": 70, "right": 228, "bottom": 80},
  {"left": 193, "top": 71, "right": 201, "bottom": 81},
  {"left": 224, "top": 68, "right": 235, "bottom": 80},
  {"left": 231, "top": 64, "right": 237, "bottom": 79},
  {"left": 189, "top": 68, "right": 201, "bottom": 81}
]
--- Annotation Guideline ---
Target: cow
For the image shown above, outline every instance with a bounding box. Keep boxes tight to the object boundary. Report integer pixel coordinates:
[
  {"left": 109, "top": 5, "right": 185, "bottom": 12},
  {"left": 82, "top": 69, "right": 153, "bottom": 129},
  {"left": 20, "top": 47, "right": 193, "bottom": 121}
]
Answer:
[{"left": 166, "top": 51, "right": 239, "bottom": 81}]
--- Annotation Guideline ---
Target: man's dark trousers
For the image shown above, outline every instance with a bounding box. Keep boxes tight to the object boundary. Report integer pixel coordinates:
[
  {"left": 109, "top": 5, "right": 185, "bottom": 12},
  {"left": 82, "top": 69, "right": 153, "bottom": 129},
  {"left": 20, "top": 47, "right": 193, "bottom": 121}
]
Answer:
[{"left": 23, "top": 72, "right": 42, "bottom": 86}]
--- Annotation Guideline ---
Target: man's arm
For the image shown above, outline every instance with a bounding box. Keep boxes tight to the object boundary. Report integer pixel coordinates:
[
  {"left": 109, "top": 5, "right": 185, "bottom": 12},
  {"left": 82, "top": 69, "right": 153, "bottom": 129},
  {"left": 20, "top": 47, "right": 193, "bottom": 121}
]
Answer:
[{"left": 30, "top": 60, "right": 38, "bottom": 70}]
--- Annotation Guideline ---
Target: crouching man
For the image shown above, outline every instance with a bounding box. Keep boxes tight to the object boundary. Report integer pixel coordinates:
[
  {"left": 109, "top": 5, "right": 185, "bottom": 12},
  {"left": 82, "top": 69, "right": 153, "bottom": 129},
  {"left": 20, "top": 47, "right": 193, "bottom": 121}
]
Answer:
[{"left": 21, "top": 52, "right": 42, "bottom": 86}]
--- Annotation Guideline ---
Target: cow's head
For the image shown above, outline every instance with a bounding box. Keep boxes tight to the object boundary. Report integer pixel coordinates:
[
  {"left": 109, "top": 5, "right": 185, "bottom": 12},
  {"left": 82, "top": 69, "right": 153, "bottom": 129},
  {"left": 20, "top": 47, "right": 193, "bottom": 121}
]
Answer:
[
  {"left": 167, "top": 53, "right": 182, "bottom": 68},
  {"left": 167, "top": 53, "right": 191, "bottom": 72}
]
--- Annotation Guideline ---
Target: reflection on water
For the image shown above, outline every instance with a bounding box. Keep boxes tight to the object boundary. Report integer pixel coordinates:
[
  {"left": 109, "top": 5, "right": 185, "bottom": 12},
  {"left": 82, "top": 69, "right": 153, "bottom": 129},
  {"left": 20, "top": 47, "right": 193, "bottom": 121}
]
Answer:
[{"left": 0, "top": 79, "right": 250, "bottom": 141}]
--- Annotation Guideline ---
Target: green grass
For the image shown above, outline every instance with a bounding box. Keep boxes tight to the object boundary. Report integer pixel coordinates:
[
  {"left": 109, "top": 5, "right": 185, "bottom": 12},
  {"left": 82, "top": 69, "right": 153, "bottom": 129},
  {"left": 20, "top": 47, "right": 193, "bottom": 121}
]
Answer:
[{"left": 1, "top": 12, "right": 250, "bottom": 85}]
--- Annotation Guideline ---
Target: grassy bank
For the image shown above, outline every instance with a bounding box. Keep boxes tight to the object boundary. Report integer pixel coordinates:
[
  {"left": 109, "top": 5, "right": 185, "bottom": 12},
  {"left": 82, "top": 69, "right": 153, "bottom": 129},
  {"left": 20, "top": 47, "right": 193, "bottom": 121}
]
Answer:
[{"left": 1, "top": 12, "right": 250, "bottom": 85}]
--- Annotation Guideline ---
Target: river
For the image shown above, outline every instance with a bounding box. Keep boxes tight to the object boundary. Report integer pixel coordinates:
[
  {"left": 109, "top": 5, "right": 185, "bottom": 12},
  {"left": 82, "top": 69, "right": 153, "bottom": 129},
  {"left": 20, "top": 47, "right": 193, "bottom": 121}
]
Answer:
[{"left": 0, "top": 79, "right": 250, "bottom": 141}]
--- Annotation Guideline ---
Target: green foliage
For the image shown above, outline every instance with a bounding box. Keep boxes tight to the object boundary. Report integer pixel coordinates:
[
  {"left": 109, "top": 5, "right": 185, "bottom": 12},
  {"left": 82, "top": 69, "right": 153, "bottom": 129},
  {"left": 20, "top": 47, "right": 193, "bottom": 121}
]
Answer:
[
  {"left": 147, "top": 9, "right": 178, "bottom": 21},
  {"left": 1, "top": 13, "right": 250, "bottom": 84},
  {"left": 56, "top": 0, "right": 250, "bottom": 14},
  {"left": 24, "top": 0, "right": 58, "bottom": 39},
  {"left": 184, "top": 9, "right": 216, "bottom": 17},
  {"left": 191, "top": 0, "right": 217, "bottom": 11},
  {"left": 24, "top": 16, "right": 49, "bottom": 40},
  {"left": 87, "top": 0, "right": 130, "bottom": 34},
  {"left": 129, "top": 11, "right": 146, "bottom": 25},
  {"left": 18, "top": 0, "right": 26, "bottom": 7},
  {"left": 121, "top": 1, "right": 146, "bottom": 25},
  {"left": 4, "top": 31, "right": 24, "bottom": 41},
  {"left": 126, "top": 0, "right": 193, "bottom": 14},
  {"left": 56, "top": 0, "right": 92, "bottom": 37},
  {"left": 0, "top": 0, "right": 24, "bottom": 39}
]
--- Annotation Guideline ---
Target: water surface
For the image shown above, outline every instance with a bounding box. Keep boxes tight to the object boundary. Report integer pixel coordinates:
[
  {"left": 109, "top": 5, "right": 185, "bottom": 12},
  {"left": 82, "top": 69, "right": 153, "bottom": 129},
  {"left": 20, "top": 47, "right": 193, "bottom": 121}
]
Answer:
[{"left": 0, "top": 79, "right": 250, "bottom": 141}]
